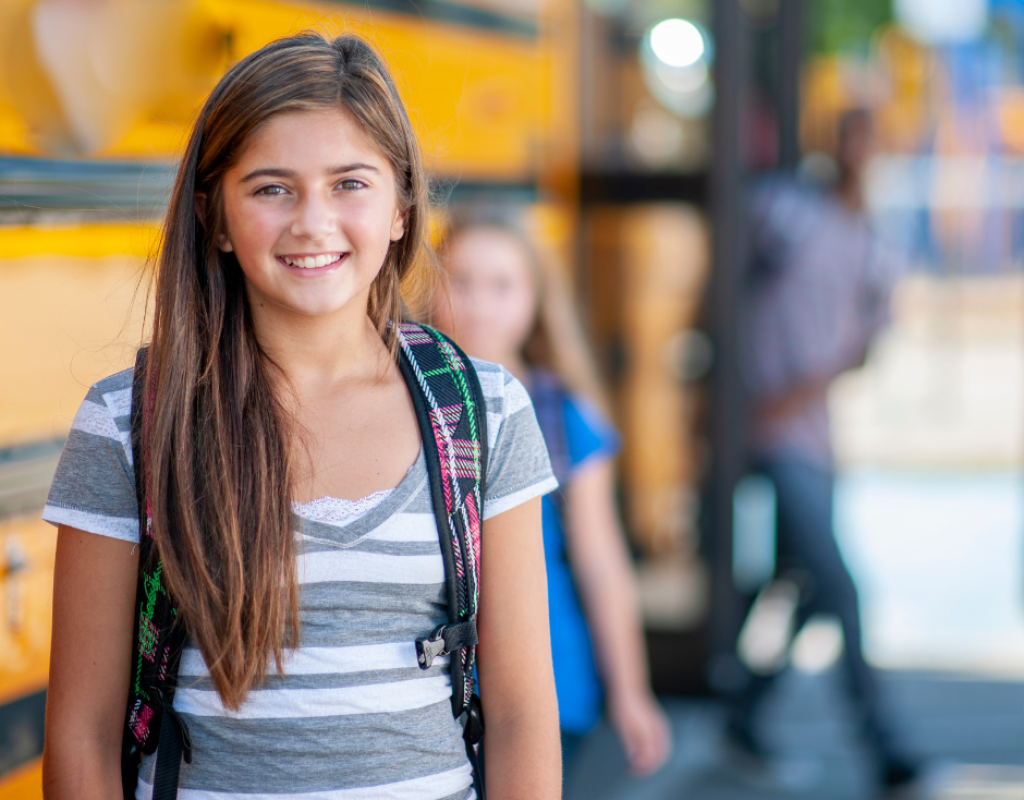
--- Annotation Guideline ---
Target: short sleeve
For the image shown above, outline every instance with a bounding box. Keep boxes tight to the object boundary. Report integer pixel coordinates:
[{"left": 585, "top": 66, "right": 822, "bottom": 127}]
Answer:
[
  {"left": 42, "top": 368, "right": 140, "bottom": 543},
  {"left": 564, "top": 394, "right": 621, "bottom": 475},
  {"left": 471, "top": 358, "right": 558, "bottom": 521}
]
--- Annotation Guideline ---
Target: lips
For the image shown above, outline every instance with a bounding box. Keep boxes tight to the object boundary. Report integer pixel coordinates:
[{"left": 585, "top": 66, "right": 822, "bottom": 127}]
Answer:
[{"left": 280, "top": 253, "right": 344, "bottom": 269}]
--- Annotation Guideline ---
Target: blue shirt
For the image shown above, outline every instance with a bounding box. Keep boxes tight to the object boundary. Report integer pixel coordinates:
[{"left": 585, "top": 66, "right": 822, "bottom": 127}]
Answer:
[{"left": 535, "top": 390, "right": 621, "bottom": 734}]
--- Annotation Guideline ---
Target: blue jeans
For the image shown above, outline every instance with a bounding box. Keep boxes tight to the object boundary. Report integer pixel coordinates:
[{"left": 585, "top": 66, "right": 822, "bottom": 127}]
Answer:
[
  {"left": 732, "top": 455, "right": 897, "bottom": 756},
  {"left": 560, "top": 730, "right": 586, "bottom": 793}
]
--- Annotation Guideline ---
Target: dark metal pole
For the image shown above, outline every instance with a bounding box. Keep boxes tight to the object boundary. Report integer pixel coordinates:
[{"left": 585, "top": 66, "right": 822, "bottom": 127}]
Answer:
[
  {"left": 778, "top": 0, "right": 803, "bottom": 170},
  {"left": 705, "top": 0, "right": 749, "bottom": 686}
]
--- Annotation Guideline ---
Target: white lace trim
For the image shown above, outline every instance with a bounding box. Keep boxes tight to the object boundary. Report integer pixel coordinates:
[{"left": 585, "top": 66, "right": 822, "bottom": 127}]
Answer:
[{"left": 293, "top": 489, "right": 395, "bottom": 526}]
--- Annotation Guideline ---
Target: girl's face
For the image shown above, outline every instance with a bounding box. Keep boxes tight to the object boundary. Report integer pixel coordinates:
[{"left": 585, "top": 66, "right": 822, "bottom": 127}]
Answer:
[
  {"left": 216, "top": 108, "right": 406, "bottom": 320},
  {"left": 437, "top": 228, "right": 538, "bottom": 364}
]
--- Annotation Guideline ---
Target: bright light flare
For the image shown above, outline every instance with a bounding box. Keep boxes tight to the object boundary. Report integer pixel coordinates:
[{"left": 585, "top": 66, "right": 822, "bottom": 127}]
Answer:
[{"left": 649, "top": 19, "right": 705, "bottom": 68}]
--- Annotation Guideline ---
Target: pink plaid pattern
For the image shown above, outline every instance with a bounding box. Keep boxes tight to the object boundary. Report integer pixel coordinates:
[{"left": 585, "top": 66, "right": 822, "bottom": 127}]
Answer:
[
  {"left": 398, "top": 324, "right": 434, "bottom": 345},
  {"left": 450, "top": 440, "right": 481, "bottom": 479},
  {"left": 431, "top": 404, "right": 463, "bottom": 434},
  {"left": 129, "top": 700, "right": 155, "bottom": 744}
]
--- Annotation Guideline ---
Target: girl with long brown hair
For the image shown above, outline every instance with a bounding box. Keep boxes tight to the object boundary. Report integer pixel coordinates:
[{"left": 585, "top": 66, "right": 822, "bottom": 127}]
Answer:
[
  {"left": 432, "top": 217, "right": 671, "bottom": 789},
  {"left": 42, "top": 34, "right": 559, "bottom": 800}
]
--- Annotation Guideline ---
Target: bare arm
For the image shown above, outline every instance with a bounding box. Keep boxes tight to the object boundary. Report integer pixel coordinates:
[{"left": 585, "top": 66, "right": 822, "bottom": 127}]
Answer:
[
  {"left": 564, "top": 458, "right": 671, "bottom": 775},
  {"left": 477, "top": 497, "right": 561, "bottom": 799},
  {"left": 43, "top": 525, "right": 138, "bottom": 800}
]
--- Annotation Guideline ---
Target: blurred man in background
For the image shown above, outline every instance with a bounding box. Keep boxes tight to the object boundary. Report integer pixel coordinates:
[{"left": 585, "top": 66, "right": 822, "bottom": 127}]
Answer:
[{"left": 728, "top": 110, "right": 920, "bottom": 794}]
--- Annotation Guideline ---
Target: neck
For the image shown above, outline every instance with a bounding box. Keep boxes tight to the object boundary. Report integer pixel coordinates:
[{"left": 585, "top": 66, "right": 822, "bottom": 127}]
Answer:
[
  {"left": 838, "top": 173, "right": 863, "bottom": 212},
  {"left": 249, "top": 293, "right": 389, "bottom": 394}
]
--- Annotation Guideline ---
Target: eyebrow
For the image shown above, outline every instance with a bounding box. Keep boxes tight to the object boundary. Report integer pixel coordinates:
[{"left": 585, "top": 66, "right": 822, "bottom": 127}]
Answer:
[{"left": 239, "top": 163, "right": 382, "bottom": 183}]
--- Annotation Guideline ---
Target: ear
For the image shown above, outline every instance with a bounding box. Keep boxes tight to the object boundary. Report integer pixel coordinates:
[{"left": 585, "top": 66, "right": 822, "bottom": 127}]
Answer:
[
  {"left": 390, "top": 206, "right": 406, "bottom": 242},
  {"left": 195, "top": 192, "right": 234, "bottom": 253}
]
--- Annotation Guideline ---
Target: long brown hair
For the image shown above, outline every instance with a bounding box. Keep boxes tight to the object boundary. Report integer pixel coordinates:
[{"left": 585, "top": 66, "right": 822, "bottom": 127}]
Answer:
[{"left": 146, "top": 33, "right": 429, "bottom": 709}]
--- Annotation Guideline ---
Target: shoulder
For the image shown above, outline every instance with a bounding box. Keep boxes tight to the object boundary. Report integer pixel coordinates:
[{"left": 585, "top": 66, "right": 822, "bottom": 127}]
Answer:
[
  {"left": 89, "top": 366, "right": 135, "bottom": 409},
  {"left": 70, "top": 366, "right": 135, "bottom": 442},
  {"left": 43, "top": 365, "right": 140, "bottom": 542},
  {"left": 563, "top": 392, "right": 614, "bottom": 435},
  {"left": 94, "top": 365, "right": 135, "bottom": 393},
  {"left": 468, "top": 357, "right": 526, "bottom": 402},
  {"left": 468, "top": 359, "right": 558, "bottom": 517},
  {"left": 525, "top": 367, "right": 615, "bottom": 444},
  {"left": 468, "top": 358, "right": 533, "bottom": 444},
  {"left": 561, "top": 392, "right": 620, "bottom": 469}
]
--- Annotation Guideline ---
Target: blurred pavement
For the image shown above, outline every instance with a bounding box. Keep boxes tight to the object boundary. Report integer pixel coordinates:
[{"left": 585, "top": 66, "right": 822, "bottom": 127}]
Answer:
[{"left": 566, "top": 670, "right": 1024, "bottom": 800}]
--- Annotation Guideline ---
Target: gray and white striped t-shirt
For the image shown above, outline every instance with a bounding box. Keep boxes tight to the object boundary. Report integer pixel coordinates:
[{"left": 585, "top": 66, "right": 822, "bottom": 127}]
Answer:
[{"left": 43, "top": 357, "right": 557, "bottom": 800}]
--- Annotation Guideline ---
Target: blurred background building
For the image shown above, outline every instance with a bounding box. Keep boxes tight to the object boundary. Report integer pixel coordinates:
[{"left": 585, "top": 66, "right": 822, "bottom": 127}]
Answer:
[{"left": 2, "top": 0, "right": 1024, "bottom": 797}]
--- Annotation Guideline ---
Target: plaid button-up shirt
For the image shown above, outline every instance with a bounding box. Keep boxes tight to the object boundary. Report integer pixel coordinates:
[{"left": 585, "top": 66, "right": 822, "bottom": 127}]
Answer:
[{"left": 743, "top": 176, "right": 902, "bottom": 467}]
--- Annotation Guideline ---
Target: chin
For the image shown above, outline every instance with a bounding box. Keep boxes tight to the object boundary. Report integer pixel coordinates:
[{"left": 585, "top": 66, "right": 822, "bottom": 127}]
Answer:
[
  {"left": 305, "top": 301, "right": 357, "bottom": 317},
  {"left": 286, "top": 288, "right": 367, "bottom": 317}
]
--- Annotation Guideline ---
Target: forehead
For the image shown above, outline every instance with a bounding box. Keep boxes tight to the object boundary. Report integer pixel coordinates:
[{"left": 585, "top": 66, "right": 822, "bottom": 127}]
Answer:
[
  {"left": 233, "top": 107, "right": 390, "bottom": 171},
  {"left": 447, "top": 228, "right": 534, "bottom": 277},
  {"left": 444, "top": 227, "right": 532, "bottom": 284}
]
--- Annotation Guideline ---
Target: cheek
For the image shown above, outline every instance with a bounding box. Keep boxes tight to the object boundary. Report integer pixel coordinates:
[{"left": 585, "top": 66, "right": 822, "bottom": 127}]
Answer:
[
  {"left": 223, "top": 198, "right": 282, "bottom": 258},
  {"left": 347, "top": 197, "right": 399, "bottom": 243},
  {"left": 343, "top": 207, "right": 399, "bottom": 281},
  {"left": 516, "top": 284, "right": 539, "bottom": 321},
  {"left": 499, "top": 287, "right": 537, "bottom": 338}
]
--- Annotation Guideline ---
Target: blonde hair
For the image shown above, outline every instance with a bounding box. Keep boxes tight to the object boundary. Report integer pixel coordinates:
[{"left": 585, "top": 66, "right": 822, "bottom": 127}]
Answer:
[{"left": 436, "top": 213, "right": 611, "bottom": 416}]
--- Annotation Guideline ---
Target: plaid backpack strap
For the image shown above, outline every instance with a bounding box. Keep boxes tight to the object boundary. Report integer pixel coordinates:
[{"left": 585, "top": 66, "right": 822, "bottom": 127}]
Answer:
[
  {"left": 121, "top": 347, "right": 191, "bottom": 800},
  {"left": 393, "top": 322, "right": 488, "bottom": 722}
]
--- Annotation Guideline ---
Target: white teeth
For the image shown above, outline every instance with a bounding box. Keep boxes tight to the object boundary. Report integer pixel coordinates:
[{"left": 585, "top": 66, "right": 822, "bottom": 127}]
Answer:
[{"left": 283, "top": 254, "right": 341, "bottom": 269}]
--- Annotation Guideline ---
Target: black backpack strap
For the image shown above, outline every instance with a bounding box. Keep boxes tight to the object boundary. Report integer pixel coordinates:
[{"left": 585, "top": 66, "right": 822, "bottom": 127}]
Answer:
[
  {"left": 124, "top": 328, "right": 489, "bottom": 798},
  {"left": 393, "top": 322, "right": 489, "bottom": 797},
  {"left": 122, "top": 347, "right": 190, "bottom": 800},
  {"left": 394, "top": 323, "right": 488, "bottom": 708}
]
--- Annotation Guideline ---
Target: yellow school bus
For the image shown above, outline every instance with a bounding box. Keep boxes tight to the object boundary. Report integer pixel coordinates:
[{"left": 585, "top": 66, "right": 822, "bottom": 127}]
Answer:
[{"left": 0, "top": 0, "right": 575, "bottom": 794}]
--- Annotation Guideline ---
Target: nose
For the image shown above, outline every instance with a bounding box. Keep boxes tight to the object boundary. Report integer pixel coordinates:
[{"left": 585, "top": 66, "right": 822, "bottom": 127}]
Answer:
[{"left": 290, "top": 191, "right": 337, "bottom": 242}]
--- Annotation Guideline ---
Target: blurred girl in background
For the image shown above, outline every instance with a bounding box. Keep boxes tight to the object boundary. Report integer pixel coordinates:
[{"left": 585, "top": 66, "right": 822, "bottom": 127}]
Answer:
[{"left": 432, "top": 217, "right": 672, "bottom": 785}]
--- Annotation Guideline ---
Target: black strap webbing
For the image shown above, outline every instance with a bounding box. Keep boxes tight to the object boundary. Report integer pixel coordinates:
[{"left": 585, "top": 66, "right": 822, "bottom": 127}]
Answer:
[
  {"left": 151, "top": 702, "right": 187, "bottom": 800},
  {"left": 123, "top": 348, "right": 189, "bottom": 799}
]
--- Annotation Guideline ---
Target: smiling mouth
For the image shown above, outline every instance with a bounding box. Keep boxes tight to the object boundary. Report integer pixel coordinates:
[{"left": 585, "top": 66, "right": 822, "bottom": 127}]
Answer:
[{"left": 280, "top": 253, "right": 345, "bottom": 269}]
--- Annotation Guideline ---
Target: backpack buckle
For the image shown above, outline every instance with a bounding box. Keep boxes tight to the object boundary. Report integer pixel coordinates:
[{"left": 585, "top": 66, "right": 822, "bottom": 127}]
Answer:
[{"left": 416, "top": 626, "right": 448, "bottom": 668}]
